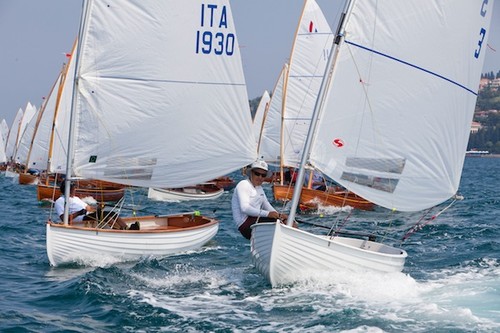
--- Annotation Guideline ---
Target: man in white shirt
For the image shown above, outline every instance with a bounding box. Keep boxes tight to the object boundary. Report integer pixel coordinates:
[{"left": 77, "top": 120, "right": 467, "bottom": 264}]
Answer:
[
  {"left": 231, "top": 160, "right": 288, "bottom": 239},
  {"left": 54, "top": 181, "right": 131, "bottom": 230}
]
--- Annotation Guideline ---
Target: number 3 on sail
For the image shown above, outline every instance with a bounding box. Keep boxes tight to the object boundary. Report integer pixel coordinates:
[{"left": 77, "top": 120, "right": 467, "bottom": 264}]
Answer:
[{"left": 475, "top": 0, "right": 491, "bottom": 59}]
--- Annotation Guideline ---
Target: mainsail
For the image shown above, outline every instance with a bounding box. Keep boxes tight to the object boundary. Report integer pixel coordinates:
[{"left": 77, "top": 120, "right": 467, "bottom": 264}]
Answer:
[{"left": 310, "top": 0, "right": 493, "bottom": 211}]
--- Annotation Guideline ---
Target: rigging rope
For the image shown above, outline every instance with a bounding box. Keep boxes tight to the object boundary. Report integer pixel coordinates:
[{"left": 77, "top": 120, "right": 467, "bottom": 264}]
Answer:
[{"left": 401, "top": 195, "right": 462, "bottom": 242}]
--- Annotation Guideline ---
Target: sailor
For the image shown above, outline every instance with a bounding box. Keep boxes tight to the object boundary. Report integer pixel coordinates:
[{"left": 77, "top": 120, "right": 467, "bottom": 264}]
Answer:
[{"left": 231, "top": 159, "right": 288, "bottom": 239}]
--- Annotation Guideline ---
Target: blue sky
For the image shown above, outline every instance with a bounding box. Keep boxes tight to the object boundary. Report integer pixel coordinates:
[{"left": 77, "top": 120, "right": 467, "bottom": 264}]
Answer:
[{"left": 0, "top": 0, "right": 499, "bottom": 125}]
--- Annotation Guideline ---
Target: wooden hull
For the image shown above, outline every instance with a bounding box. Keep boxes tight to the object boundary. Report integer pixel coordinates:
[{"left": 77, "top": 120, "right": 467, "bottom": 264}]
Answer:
[
  {"left": 148, "top": 184, "right": 224, "bottom": 201},
  {"left": 19, "top": 173, "right": 39, "bottom": 185},
  {"left": 46, "top": 213, "right": 219, "bottom": 266},
  {"left": 273, "top": 184, "right": 374, "bottom": 211},
  {"left": 251, "top": 222, "right": 407, "bottom": 287},
  {"left": 209, "top": 176, "right": 235, "bottom": 191},
  {"left": 37, "top": 180, "right": 126, "bottom": 203}
]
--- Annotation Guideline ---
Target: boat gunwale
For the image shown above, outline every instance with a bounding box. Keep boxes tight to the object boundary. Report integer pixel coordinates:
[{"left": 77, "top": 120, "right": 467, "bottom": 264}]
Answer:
[
  {"left": 252, "top": 222, "right": 407, "bottom": 259},
  {"left": 47, "top": 214, "right": 219, "bottom": 234}
]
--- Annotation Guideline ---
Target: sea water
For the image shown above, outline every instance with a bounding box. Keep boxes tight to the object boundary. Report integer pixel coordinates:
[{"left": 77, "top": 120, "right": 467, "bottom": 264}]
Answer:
[{"left": 0, "top": 157, "right": 498, "bottom": 332}]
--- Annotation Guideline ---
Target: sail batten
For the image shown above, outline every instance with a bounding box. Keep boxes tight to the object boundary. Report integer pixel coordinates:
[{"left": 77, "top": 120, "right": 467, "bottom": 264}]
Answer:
[{"left": 345, "top": 40, "right": 481, "bottom": 95}]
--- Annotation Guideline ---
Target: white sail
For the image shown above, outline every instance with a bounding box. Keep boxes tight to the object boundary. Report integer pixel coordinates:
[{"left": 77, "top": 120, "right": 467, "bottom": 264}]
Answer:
[
  {"left": 5, "top": 108, "right": 24, "bottom": 161},
  {"left": 0, "top": 126, "right": 6, "bottom": 163},
  {"left": 257, "top": 0, "right": 333, "bottom": 168},
  {"left": 281, "top": 0, "right": 333, "bottom": 167},
  {"left": 19, "top": 102, "right": 37, "bottom": 143},
  {"left": 0, "top": 119, "right": 8, "bottom": 150},
  {"left": 12, "top": 102, "right": 38, "bottom": 165},
  {"left": 14, "top": 106, "right": 40, "bottom": 165},
  {"left": 258, "top": 65, "right": 287, "bottom": 165},
  {"left": 69, "top": 0, "right": 256, "bottom": 187},
  {"left": 310, "top": 0, "right": 494, "bottom": 212},
  {"left": 252, "top": 90, "right": 270, "bottom": 145},
  {"left": 49, "top": 48, "right": 76, "bottom": 174},
  {"left": 26, "top": 70, "right": 65, "bottom": 171}
]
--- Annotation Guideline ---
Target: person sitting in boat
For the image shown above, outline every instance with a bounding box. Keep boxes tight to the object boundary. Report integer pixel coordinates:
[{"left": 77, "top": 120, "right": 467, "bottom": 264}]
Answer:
[
  {"left": 283, "top": 167, "right": 297, "bottom": 185},
  {"left": 305, "top": 169, "right": 327, "bottom": 191},
  {"left": 231, "top": 159, "right": 289, "bottom": 240},
  {"left": 54, "top": 181, "right": 134, "bottom": 230}
]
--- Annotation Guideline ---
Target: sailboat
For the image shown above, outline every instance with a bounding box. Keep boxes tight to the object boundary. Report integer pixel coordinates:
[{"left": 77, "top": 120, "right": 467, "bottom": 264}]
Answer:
[
  {"left": 147, "top": 183, "right": 225, "bottom": 202},
  {"left": 4, "top": 103, "right": 38, "bottom": 178},
  {"left": 0, "top": 124, "right": 6, "bottom": 166},
  {"left": 4, "top": 108, "right": 23, "bottom": 170},
  {"left": 251, "top": 0, "right": 494, "bottom": 286},
  {"left": 0, "top": 119, "right": 9, "bottom": 173},
  {"left": 47, "top": 0, "right": 256, "bottom": 266}
]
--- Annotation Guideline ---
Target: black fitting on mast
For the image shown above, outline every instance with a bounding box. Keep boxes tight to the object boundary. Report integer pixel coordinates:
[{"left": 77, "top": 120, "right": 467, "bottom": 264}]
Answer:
[{"left": 334, "top": 12, "right": 346, "bottom": 45}]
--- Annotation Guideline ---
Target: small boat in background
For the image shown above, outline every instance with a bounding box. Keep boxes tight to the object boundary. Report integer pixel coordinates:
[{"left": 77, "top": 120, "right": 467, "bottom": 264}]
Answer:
[
  {"left": 38, "top": 177, "right": 126, "bottom": 203},
  {"left": 18, "top": 168, "right": 41, "bottom": 185},
  {"left": 273, "top": 184, "right": 374, "bottom": 211},
  {"left": 148, "top": 183, "right": 224, "bottom": 201},
  {"left": 465, "top": 149, "right": 490, "bottom": 157},
  {"left": 209, "top": 176, "right": 236, "bottom": 191}
]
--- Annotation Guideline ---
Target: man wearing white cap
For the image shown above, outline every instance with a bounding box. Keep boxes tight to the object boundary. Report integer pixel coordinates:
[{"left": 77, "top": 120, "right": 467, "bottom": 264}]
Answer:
[{"left": 231, "top": 159, "right": 288, "bottom": 239}]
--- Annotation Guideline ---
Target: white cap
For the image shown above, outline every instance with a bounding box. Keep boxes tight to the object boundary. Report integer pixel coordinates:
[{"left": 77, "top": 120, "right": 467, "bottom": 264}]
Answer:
[{"left": 250, "top": 159, "right": 268, "bottom": 172}]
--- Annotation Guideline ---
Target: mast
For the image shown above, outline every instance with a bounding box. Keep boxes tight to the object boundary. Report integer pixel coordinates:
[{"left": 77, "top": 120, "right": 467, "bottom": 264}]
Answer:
[
  {"left": 45, "top": 49, "right": 73, "bottom": 184},
  {"left": 256, "top": 92, "right": 271, "bottom": 154},
  {"left": 286, "top": 0, "right": 354, "bottom": 226},
  {"left": 62, "top": 0, "right": 89, "bottom": 225},
  {"left": 279, "top": 63, "right": 289, "bottom": 185}
]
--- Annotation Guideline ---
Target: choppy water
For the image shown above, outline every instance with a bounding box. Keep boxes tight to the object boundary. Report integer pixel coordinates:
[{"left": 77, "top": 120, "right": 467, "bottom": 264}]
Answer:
[{"left": 0, "top": 157, "right": 499, "bottom": 332}]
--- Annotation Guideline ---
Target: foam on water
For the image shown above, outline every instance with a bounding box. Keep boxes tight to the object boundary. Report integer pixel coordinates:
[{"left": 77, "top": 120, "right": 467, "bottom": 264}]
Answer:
[{"left": 119, "top": 256, "right": 500, "bottom": 332}]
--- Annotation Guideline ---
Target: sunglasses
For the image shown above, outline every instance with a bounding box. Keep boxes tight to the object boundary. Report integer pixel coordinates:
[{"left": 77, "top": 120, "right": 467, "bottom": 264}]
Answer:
[{"left": 253, "top": 170, "right": 267, "bottom": 177}]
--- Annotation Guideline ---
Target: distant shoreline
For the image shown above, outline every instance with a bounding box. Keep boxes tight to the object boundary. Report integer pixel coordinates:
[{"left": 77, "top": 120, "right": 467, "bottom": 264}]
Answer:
[{"left": 466, "top": 154, "right": 500, "bottom": 158}]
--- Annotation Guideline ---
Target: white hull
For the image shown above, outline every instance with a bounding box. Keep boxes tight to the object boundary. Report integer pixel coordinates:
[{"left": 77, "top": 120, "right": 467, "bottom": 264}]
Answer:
[
  {"left": 148, "top": 186, "right": 224, "bottom": 201},
  {"left": 47, "top": 213, "right": 218, "bottom": 266},
  {"left": 251, "top": 222, "right": 407, "bottom": 286}
]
